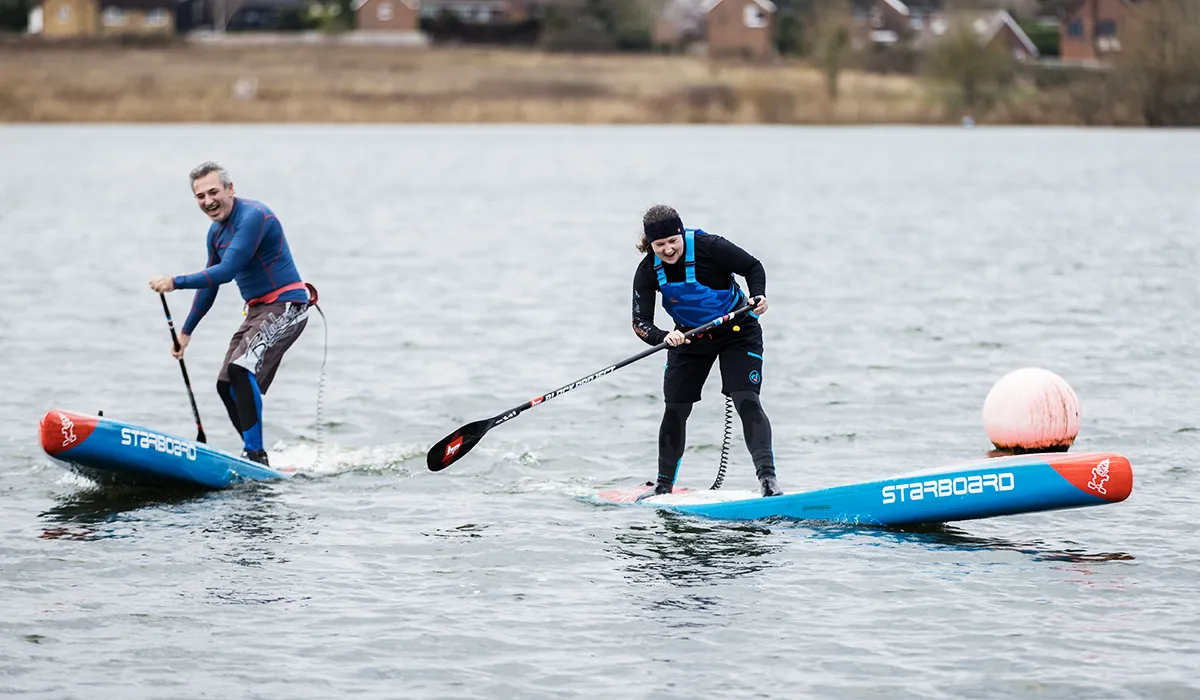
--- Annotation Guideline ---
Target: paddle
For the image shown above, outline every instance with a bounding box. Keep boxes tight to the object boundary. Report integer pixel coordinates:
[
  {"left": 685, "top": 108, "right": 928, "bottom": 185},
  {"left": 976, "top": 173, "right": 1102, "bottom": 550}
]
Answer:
[
  {"left": 426, "top": 299, "right": 760, "bottom": 472},
  {"left": 159, "top": 292, "right": 207, "bottom": 444}
]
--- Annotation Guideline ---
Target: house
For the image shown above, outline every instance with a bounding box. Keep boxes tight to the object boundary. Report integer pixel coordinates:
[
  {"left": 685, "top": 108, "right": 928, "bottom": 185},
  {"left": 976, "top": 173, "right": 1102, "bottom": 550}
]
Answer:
[
  {"left": 854, "top": 0, "right": 915, "bottom": 46},
  {"left": 353, "top": 0, "right": 419, "bottom": 30},
  {"left": 28, "top": 0, "right": 174, "bottom": 37},
  {"left": 853, "top": 0, "right": 1040, "bottom": 61},
  {"left": 702, "top": 0, "right": 776, "bottom": 59},
  {"left": 1059, "top": 0, "right": 1138, "bottom": 62},
  {"left": 914, "top": 10, "right": 1041, "bottom": 61}
]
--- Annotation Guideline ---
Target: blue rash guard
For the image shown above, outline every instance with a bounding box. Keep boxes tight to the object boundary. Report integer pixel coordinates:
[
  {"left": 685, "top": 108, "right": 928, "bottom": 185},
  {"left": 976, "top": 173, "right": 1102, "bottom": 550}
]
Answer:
[{"left": 173, "top": 197, "right": 308, "bottom": 335}]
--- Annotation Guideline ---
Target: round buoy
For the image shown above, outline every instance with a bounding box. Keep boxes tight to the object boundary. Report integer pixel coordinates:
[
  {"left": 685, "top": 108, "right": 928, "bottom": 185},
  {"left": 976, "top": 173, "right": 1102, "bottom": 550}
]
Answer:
[{"left": 982, "top": 368, "right": 1080, "bottom": 453}]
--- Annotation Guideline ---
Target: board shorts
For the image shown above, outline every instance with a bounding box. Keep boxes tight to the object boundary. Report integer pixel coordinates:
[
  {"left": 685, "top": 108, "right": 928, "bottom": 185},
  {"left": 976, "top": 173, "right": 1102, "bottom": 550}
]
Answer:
[
  {"left": 663, "top": 320, "right": 764, "bottom": 404},
  {"left": 217, "top": 301, "right": 309, "bottom": 394}
]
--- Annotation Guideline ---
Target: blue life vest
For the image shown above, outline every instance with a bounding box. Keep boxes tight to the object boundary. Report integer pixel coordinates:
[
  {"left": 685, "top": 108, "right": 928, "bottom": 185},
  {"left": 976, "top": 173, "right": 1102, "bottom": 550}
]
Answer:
[{"left": 654, "top": 229, "right": 745, "bottom": 329}]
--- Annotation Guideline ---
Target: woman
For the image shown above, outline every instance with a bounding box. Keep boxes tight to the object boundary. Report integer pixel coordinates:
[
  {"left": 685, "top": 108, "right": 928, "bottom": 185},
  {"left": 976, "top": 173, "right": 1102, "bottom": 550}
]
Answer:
[{"left": 631, "top": 204, "right": 781, "bottom": 498}]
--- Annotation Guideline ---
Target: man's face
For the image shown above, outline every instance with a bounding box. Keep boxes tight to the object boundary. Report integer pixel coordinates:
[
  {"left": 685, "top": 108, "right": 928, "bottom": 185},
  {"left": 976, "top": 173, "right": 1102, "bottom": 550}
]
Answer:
[{"left": 192, "top": 172, "right": 235, "bottom": 222}]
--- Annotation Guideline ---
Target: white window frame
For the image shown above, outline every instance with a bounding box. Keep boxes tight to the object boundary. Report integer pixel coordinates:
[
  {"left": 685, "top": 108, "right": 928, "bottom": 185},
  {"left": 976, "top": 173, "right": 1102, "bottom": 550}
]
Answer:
[{"left": 743, "top": 3, "right": 767, "bottom": 28}]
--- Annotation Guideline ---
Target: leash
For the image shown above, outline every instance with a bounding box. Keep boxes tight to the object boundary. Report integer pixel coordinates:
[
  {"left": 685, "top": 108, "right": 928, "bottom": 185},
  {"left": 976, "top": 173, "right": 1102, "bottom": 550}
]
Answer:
[{"left": 709, "top": 393, "right": 733, "bottom": 490}]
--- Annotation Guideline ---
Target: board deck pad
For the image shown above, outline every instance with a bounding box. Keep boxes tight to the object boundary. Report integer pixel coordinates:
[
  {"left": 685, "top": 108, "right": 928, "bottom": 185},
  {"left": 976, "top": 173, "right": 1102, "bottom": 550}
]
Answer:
[{"left": 586, "top": 451, "right": 1133, "bottom": 527}]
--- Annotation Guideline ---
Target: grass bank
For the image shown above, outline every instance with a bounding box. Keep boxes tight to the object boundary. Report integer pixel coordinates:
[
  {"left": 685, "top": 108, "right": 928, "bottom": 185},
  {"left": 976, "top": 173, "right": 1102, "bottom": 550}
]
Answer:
[{"left": 0, "top": 39, "right": 1085, "bottom": 124}]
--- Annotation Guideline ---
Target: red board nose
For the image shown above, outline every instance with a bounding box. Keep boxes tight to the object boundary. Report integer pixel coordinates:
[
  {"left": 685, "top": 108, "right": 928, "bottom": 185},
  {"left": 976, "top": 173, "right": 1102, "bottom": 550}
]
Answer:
[
  {"left": 40, "top": 410, "right": 99, "bottom": 456},
  {"left": 1048, "top": 452, "right": 1133, "bottom": 503}
]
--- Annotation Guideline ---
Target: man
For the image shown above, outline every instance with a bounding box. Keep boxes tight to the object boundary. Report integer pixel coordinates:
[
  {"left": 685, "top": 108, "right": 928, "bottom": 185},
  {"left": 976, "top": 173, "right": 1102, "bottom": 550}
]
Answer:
[
  {"left": 631, "top": 204, "right": 781, "bottom": 498},
  {"left": 149, "top": 161, "right": 313, "bottom": 466}
]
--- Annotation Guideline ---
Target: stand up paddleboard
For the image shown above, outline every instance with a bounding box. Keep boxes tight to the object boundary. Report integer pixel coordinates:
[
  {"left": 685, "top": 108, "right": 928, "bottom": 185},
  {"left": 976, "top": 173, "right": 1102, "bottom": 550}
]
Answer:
[
  {"left": 590, "top": 451, "right": 1132, "bottom": 527},
  {"left": 39, "top": 409, "right": 293, "bottom": 490}
]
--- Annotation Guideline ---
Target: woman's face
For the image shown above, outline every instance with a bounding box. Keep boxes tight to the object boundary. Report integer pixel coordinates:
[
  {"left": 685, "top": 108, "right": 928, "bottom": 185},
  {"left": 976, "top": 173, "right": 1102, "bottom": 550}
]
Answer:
[{"left": 651, "top": 235, "right": 684, "bottom": 264}]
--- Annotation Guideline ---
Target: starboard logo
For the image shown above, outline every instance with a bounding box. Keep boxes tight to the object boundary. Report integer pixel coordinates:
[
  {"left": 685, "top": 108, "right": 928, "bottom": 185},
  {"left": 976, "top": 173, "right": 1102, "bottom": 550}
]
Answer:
[
  {"left": 58, "top": 413, "right": 77, "bottom": 448},
  {"left": 1088, "top": 458, "right": 1111, "bottom": 495},
  {"left": 443, "top": 435, "right": 464, "bottom": 462},
  {"left": 882, "top": 472, "right": 1015, "bottom": 504},
  {"left": 120, "top": 427, "right": 197, "bottom": 461}
]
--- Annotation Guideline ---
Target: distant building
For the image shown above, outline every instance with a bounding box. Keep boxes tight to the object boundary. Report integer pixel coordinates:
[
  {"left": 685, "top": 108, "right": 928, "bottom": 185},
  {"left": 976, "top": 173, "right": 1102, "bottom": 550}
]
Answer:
[
  {"left": 653, "top": 0, "right": 777, "bottom": 60},
  {"left": 1059, "top": 0, "right": 1139, "bottom": 63},
  {"left": 853, "top": 0, "right": 1040, "bottom": 61},
  {"left": 352, "top": 0, "right": 419, "bottom": 30},
  {"left": 416, "top": 0, "right": 526, "bottom": 24},
  {"left": 28, "top": 0, "right": 175, "bottom": 37},
  {"left": 703, "top": 0, "right": 776, "bottom": 59}
]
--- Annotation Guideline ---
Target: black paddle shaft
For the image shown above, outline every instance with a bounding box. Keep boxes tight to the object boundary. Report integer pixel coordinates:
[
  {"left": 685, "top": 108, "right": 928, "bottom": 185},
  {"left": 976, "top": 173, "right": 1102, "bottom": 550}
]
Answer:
[
  {"left": 159, "top": 292, "right": 207, "bottom": 444},
  {"left": 427, "top": 300, "right": 760, "bottom": 472}
]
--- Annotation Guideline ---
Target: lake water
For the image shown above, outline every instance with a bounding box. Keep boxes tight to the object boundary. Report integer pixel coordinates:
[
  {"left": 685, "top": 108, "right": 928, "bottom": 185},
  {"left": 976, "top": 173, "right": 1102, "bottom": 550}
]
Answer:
[{"left": 1, "top": 124, "right": 1198, "bottom": 699}]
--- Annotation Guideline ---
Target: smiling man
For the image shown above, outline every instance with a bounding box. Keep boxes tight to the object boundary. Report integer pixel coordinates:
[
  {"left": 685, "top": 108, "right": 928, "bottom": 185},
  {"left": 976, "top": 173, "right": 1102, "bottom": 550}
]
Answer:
[
  {"left": 148, "top": 161, "right": 313, "bottom": 467},
  {"left": 631, "top": 204, "right": 780, "bottom": 499}
]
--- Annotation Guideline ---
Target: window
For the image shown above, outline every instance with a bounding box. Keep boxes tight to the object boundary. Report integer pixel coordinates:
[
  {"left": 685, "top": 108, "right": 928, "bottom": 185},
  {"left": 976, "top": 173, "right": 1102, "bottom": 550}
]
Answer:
[
  {"left": 56, "top": 5, "right": 70, "bottom": 23},
  {"left": 1067, "top": 20, "right": 1083, "bottom": 37},
  {"left": 743, "top": 3, "right": 766, "bottom": 28},
  {"left": 377, "top": 1, "right": 393, "bottom": 20},
  {"left": 146, "top": 8, "right": 168, "bottom": 25},
  {"left": 1096, "top": 20, "right": 1116, "bottom": 36},
  {"left": 102, "top": 6, "right": 127, "bottom": 25}
]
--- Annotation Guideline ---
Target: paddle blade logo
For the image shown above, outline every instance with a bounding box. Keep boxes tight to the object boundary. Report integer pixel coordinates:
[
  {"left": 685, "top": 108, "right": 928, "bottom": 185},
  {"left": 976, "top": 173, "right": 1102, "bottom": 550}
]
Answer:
[
  {"left": 1087, "top": 458, "right": 1110, "bottom": 495},
  {"left": 443, "top": 435, "right": 464, "bottom": 463}
]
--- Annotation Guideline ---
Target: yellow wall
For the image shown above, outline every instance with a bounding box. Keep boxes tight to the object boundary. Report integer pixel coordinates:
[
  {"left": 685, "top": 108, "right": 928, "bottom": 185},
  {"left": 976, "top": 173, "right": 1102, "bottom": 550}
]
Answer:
[
  {"left": 39, "top": 0, "right": 175, "bottom": 37},
  {"left": 41, "top": 0, "right": 99, "bottom": 37}
]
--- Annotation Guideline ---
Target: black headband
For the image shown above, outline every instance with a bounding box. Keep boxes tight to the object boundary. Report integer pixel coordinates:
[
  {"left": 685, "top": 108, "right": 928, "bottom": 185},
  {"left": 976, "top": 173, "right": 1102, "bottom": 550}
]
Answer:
[{"left": 644, "top": 216, "right": 684, "bottom": 243}]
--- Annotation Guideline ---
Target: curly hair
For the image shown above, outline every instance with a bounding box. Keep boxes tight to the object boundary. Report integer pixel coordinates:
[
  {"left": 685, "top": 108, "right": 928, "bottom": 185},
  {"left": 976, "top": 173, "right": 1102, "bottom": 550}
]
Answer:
[{"left": 637, "top": 204, "right": 681, "bottom": 253}]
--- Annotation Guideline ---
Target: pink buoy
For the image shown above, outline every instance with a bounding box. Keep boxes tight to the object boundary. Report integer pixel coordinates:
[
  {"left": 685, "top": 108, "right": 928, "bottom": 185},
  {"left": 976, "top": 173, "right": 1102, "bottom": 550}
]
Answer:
[{"left": 982, "top": 368, "right": 1081, "bottom": 453}]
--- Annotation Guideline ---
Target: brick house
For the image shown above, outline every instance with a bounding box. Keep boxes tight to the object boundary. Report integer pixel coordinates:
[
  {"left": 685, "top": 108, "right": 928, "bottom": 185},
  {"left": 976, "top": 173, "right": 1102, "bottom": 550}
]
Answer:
[
  {"left": 29, "top": 0, "right": 174, "bottom": 36},
  {"left": 352, "top": 0, "right": 419, "bottom": 30},
  {"left": 1059, "top": 0, "right": 1139, "bottom": 62},
  {"left": 701, "top": 0, "right": 777, "bottom": 59}
]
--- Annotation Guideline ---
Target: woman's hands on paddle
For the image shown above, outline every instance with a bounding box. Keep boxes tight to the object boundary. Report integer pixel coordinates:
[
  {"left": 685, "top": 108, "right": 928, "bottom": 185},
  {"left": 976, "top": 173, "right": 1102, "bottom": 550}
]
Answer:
[
  {"left": 751, "top": 295, "right": 768, "bottom": 315},
  {"left": 664, "top": 330, "right": 689, "bottom": 347}
]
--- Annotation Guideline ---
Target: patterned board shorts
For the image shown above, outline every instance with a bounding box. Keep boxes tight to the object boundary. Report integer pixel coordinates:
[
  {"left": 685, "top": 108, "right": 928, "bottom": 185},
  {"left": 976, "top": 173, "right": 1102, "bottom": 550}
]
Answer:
[{"left": 217, "top": 301, "right": 309, "bottom": 394}]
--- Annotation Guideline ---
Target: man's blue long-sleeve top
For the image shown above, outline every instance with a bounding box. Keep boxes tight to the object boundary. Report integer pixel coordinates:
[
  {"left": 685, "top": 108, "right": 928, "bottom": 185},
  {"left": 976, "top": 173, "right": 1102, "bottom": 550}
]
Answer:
[{"left": 173, "top": 197, "right": 308, "bottom": 335}]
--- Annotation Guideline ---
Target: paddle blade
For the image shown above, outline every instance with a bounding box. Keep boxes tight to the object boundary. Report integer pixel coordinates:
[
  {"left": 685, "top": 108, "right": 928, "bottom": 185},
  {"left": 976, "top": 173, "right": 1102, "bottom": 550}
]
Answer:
[
  {"left": 197, "top": 429, "right": 207, "bottom": 444},
  {"left": 427, "top": 418, "right": 493, "bottom": 472}
]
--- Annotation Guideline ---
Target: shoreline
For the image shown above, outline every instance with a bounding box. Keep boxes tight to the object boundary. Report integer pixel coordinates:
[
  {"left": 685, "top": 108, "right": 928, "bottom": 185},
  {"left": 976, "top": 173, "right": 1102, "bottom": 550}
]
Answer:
[{"left": 0, "top": 40, "right": 1134, "bottom": 126}]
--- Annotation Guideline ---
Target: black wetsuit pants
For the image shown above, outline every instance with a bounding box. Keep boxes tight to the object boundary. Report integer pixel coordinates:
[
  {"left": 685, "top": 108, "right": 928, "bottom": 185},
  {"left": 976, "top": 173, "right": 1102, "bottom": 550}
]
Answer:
[{"left": 655, "top": 322, "right": 775, "bottom": 486}]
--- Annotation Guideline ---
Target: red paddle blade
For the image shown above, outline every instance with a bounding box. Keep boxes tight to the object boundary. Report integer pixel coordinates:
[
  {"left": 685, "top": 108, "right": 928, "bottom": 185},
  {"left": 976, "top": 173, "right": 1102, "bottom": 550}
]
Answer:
[{"left": 427, "top": 418, "right": 493, "bottom": 472}]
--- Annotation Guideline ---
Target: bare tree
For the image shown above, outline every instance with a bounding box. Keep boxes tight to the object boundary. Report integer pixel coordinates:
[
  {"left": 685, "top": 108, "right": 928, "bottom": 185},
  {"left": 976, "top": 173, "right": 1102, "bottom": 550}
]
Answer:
[
  {"left": 1117, "top": 0, "right": 1200, "bottom": 126},
  {"left": 922, "top": 16, "right": 1016, "bottom": 112},
  {"left": 808, "top": 0, "right": 855, "bottom": 101},
  {"left": 214, "top": 0, "right": 247, "bottom": 32}
]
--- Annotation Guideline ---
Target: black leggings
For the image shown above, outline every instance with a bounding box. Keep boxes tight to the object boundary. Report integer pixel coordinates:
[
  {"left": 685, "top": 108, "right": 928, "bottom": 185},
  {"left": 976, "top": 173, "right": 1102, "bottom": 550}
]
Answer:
[
  {"left": 656, "top": 390, "right": 775, "bottom": 487},
  {"left": 216, "top": 364, "right": 265, "bottom": 451}
]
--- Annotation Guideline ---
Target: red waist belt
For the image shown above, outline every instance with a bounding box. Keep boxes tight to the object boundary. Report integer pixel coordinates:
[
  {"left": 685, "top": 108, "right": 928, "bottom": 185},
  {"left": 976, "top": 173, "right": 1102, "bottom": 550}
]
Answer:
[{"left": 247, "top": 281, "right": 319, "bottom": 308}]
